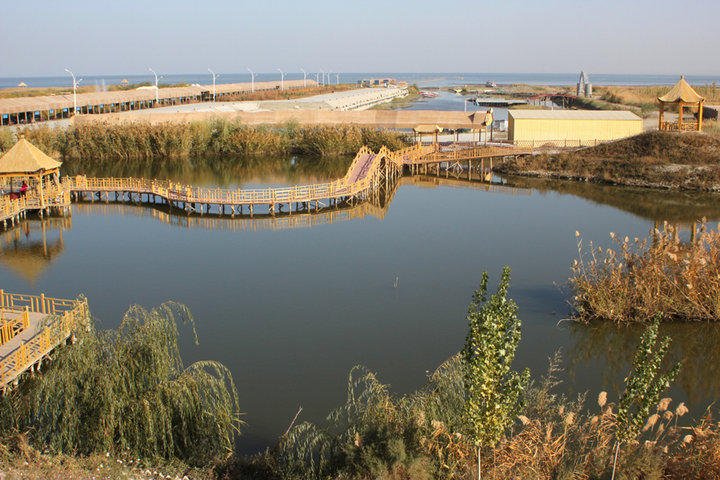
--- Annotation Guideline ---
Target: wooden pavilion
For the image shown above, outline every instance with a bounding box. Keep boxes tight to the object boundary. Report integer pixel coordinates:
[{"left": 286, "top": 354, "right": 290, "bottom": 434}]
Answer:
[
  {"left": 658, "top": 76, "right": 704, "bottom": 131},
  {"left": 413, "top": 124, "right": 443, "bottom": 146},
  {"left": 0, "top": 136, "right": 62, "bottom": 210}
]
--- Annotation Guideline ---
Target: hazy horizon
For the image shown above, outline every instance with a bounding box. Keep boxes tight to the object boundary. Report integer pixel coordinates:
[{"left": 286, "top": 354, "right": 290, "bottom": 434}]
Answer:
[{"left": 2, "top": 0, "right": 718, "bottom": 77}]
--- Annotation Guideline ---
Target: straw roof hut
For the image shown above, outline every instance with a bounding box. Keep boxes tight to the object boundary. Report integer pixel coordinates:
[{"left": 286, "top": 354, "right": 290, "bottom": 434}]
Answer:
[
  {"left": 658, "top": 76, "right": 704, "bottom": 131},
  {"left": 17, "top": 82, "right": 27, "bottom": 88},
  {"left": 0, "top": 136, "right": 62, "bottom": 208}
]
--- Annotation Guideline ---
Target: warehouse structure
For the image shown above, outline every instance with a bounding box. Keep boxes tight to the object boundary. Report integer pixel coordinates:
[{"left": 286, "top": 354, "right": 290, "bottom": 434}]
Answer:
[{"left": 507, "top": 110, "right": 642, "bottom": 143}]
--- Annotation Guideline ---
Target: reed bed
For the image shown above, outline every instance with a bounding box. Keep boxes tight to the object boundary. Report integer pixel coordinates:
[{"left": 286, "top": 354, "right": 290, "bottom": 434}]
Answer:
[
  {"left": 1, "top": 120, "right": 412, "bottom": 160},
  {"left": 571, "top": 221, "right": 720, "bottom": 323}
]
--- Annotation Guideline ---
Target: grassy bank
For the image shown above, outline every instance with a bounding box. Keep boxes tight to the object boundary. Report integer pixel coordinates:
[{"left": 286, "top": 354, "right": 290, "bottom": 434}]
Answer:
[
  {"left": 495, "top": 130, "right": 720, "bottom": 191},
  {"left": 594, "top": 84, "right": 720, "bottom": 115},
  {"left": 370, "top": 85, "right": 420, "bottom": 110},
  {"left": 0, "top": 120, "right": 413, "bottom": 161}
]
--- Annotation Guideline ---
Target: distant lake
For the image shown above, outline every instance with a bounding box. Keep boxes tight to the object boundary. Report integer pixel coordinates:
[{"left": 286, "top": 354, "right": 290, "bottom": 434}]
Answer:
[{"left": 2, "top": 156, "right": 719, "bottom": 453}]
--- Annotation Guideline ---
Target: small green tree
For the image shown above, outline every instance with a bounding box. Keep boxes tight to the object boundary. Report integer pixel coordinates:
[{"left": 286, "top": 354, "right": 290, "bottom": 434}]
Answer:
[
  {"left": 611, "top": 317, "right": 680, "bottom": 479},
  {"left": 462, "top": 267, "right": 530, "bottom": 480}
]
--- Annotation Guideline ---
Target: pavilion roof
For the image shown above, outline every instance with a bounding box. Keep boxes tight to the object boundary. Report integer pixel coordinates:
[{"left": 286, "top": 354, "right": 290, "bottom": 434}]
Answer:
[
  {"left": 658, "top": 76, "right": 704, "bottom": 104},
  {"left": 0, "top": 137, "right": 62, "bottom": 175},
  {"left": 413, "top": 124, "right": 443, "bottom": 134}
]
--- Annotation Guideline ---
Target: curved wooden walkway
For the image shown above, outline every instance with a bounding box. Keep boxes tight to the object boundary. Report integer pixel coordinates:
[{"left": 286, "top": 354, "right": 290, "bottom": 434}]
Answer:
[
  {"left": 68, "top": 143, "right": 533, "bottom": 216},
  {"left": 0, "top": 142, "right": 535, "bottom": 225}
]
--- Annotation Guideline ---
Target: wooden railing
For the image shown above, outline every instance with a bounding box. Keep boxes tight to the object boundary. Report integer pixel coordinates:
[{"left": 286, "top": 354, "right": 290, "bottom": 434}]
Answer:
[
  {"left": 0, "top": 181, "right": 71, "bottom": 223},
  {"left": 0, "top": 291, "right": 88, "bottom": 388},
  {"left": 70, "top": 144, "right": 432, "bottom": 207},
  {"left": 0, "top": 308, "right": 29, "bottom": 346}
]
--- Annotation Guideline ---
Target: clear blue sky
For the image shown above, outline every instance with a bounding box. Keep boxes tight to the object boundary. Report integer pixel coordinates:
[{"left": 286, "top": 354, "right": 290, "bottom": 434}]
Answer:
[{"left": 1, "top": 0, "right": 718, "bottom": 77}]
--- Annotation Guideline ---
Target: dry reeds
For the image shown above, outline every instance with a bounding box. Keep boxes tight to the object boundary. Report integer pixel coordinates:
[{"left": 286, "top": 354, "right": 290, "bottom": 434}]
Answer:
[
  {"left": 571, "top": 221, "right": 720, "bottom": 323},
  {"left": 6, "top": 120, "right": 412, "bottom": 160}
]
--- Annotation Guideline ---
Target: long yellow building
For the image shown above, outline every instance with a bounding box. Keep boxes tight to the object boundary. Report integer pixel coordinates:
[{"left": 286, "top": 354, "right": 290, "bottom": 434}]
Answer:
[{"left": 508, "top": 110, "right": 642, "bottom": 142}]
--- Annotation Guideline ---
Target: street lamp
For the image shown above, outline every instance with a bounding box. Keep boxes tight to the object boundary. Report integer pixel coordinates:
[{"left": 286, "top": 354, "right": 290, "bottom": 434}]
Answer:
[
  {"left": 300, "top": 68, "right": 307, "bottom": 87},
  {"left": 315, "top": 72, "right": 319, "bottom": 84},
  {"left": 336, "top": 73, "right": 339, "bottom": 86},
  {"left": 149, "top": 67, "right": 162, "bottom": 103},
  {"left": 247, "top": 68, "right": 255, "bottom": 93},
  {"left": 320, "top": 70, "right": 324, "bottom": 86},
  {"left": 277, "top": 68, "right": 284, "bottom": 90},
  {"left": 208, "top": 68, "right": 218, "bottom": 101},
  {"left": 64, "top": 68, "right": 82, "bottom": 116}
]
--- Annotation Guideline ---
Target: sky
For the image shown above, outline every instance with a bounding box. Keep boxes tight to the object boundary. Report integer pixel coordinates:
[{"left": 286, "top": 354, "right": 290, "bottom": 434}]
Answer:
[{"left": 1, "top": 0, "right": 719, "bottom": 77}]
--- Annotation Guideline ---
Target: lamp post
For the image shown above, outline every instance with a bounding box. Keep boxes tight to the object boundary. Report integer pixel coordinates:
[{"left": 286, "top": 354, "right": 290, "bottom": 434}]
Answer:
[
  {"left": 336, "top": 73, "right": 339, "bottom": 86},
  {"left": 64, "top": 68, "right": 82, "bottom": 116},
  {"left": 148, "top": 67, "right": 162, "bottom": 103},
  {"left": 247, "top": 68, "right": 255, "bottom": 93},
  {"left": 208, "top": 68, "right": 217, "bottom": 101},
  {"left": 315, "top": 72, "right": 319, "bottom": 84},
  {"left": 277, "top": 68, "right": 284, "bottom": 90},
  {"left": 300, "top": 68, "right": 307, "bottom": 87},
  {"left": 320, "top": 70, "right": 325, "bottom": 86}
]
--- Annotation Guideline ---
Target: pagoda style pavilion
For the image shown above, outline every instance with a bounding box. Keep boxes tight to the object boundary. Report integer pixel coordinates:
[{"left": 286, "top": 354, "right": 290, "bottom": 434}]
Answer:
[
  {"left": 0, "top": 136, "right": 63, "bottom": 210},
  {"left": 658, "top": 76, "right": 704, "bottom": 132}
]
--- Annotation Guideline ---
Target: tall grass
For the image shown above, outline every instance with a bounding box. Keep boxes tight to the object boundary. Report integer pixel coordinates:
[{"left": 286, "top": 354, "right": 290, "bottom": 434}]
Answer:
[
  {"left": 571, "top": 221, "right": 720, "bottom": 323},
  {"left": 0, "top": 302, "right": 241, "bottom": 466},
  {"left": 227, "top": 353, "right": 719, "bottom": 480},
  {"left": 1, "top": 120, "right": 412, "bottom": 160}
]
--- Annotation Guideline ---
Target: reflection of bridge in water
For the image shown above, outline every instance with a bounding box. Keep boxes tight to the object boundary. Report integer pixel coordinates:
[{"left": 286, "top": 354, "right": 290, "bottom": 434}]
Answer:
[{"left": 72, "top": 175, "right": 531, "bottom": 231}]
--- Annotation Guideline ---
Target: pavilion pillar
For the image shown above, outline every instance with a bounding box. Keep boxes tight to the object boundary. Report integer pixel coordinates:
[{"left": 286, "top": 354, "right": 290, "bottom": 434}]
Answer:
[
  {"left": 678, "top": 102, "right": 683, "bottom": 131},
  {"left": 658, "top": 103, "right": 664, "bottom": 130},
  {"left": 698, "top": 100, "right": 704, "bottom": 131}
]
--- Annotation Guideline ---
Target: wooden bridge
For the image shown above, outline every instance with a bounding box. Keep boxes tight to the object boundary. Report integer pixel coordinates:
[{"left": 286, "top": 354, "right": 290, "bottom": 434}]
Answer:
[
  {"left": 0, "top": 290, "right": 88, "bottom": 391},
  {"left": 67, "top": 143, "right": 533, "bottom": 217},
  {"left": 0, "top": 142, "right": 534, "bottom": 226}
]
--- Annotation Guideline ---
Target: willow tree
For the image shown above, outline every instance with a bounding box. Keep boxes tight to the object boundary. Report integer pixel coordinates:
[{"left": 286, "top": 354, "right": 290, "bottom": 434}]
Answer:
[
  {"left": 0, "top": 302, "right": 241, "bottom": 466},
  {"left": 462, "top": 267, "right": 530, "bottom": 480}
]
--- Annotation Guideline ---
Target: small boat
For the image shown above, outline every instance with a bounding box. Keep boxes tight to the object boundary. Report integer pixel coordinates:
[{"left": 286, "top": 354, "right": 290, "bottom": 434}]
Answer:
[
  {"left": 485, "top": 81, "right": 497, "bottom": 88},
  {"left": 419, "top": 90, "right": 438, "bottom": 98}
]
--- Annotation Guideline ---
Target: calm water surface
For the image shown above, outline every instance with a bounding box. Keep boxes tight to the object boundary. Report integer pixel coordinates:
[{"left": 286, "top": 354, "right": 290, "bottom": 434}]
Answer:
[{"left": 2, "top": 158, "right": 720, "bottom": 452}]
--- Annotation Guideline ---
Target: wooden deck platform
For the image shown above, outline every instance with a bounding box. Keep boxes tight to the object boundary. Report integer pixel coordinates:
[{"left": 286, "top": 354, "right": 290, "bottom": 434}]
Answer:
[{"left": 0, "top": 291, "right": 87, "bottom": 391}]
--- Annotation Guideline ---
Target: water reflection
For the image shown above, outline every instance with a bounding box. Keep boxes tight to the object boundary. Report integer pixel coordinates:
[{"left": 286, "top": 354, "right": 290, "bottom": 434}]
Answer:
[
  {"left": 63, "top": 154, "right": 352, "bottom": 188},
  {"left": 0, "top": 216, "right": 70, "bottom": 285},
  {"left": 503, "top": 175, "right": 720, "bottom": 226},
  {"left": 567, "top": 321, "right": 720, "bottom": 406}
]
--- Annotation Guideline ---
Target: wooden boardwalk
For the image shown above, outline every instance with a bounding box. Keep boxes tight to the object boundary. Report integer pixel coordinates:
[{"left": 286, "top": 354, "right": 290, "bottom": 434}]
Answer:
[
  {"left": 67, "top": 143, "right": 533, "bottom": 217},
  {"left": 0, "top": 143, "right": 535, "bottom": 227},
  {"left": 0, "top": 183, "right": 72, "bottom": 227},
  {"left": 0, "top": 291, "right": 88, "bottom": 391}
]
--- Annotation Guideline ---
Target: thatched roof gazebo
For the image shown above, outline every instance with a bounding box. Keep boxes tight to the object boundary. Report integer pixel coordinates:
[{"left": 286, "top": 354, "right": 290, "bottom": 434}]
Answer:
[
  {"left": 0, "top": 136, "right": 62, "bottom": 208},
  {"left": 658, "top": 76, "right": 704, "bottom": 131},
  {"left": 413, "top": 124, "right": 443, "bottom": 146}
]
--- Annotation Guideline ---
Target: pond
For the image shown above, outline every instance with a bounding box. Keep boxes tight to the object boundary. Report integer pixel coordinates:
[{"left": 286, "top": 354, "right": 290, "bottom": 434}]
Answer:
[{"left": 2, "top": 155, "right": 719, "bottom": 453}]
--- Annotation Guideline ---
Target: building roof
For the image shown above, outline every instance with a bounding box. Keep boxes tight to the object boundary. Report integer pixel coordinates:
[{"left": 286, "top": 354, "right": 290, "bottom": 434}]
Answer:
[
  {"left": 0, "top": 136, "right": 62, "bottom": 175},
  {"left": 658, "top": 76, "right": 704, "bottom": 104},
  {"left": 508, "top": 110, "right": 641, "bottom": 120}
]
